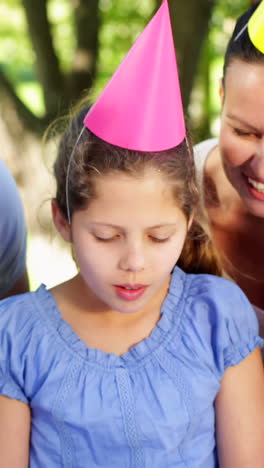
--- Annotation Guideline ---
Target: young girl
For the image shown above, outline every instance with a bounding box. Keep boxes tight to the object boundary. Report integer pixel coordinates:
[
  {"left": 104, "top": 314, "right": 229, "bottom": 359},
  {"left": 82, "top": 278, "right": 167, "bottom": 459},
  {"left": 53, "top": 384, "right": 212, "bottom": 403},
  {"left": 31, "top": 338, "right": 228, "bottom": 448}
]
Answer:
[{"left": 0, "top": 106, "right": 263, "bottom": 467}]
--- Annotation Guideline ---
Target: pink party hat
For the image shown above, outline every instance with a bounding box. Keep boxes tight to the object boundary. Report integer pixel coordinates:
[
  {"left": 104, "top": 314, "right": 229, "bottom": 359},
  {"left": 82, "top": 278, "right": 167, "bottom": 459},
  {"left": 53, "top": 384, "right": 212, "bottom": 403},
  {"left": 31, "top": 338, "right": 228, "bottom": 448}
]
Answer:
[{"left": 84, "top": 0, "right": 186, "bottom": 152}]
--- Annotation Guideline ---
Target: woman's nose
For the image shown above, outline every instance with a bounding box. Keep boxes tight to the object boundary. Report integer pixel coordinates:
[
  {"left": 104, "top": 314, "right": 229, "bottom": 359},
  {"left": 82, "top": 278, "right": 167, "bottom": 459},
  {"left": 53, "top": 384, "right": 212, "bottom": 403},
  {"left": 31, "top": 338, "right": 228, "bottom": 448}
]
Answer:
[
  {"left": 256, "top": 138, "right": 264, "bottom": 158},
  {"left": 251, "top": 139, "right": 264, "bottom": 177}
]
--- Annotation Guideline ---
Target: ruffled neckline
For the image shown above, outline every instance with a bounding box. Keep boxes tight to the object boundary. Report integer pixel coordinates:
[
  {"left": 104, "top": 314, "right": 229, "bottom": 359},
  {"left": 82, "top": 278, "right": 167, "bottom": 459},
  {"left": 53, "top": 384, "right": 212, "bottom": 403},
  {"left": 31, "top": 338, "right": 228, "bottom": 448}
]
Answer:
[{"left": 33, "top": 267, "right": 187, "bottom": 370}]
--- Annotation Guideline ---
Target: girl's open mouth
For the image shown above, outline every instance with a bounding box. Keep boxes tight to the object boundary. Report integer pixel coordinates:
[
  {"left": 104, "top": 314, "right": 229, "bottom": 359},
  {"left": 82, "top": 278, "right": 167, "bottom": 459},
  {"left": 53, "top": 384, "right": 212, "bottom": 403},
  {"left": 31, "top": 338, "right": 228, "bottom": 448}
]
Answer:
[{"left": 114, "top": 284, "right": 148, "bottom": 301}]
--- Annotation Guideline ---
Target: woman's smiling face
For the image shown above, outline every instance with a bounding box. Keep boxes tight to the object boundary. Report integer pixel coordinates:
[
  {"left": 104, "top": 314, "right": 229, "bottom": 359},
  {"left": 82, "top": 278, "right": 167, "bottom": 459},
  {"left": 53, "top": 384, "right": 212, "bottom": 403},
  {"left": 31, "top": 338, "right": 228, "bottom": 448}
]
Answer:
[
  {"left": 219, "top": 59, "right": 264, "bottom": 217},
  {"left": 69, "top": 168, "right": 189, "bottom": 315}
]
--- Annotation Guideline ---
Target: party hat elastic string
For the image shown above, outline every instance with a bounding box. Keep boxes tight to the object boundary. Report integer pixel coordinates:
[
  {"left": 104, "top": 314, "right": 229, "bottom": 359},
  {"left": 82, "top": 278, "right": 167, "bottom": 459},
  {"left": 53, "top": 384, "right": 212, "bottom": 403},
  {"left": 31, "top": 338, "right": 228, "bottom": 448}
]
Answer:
[
  {"left": 234, "top": 0, "right": 264, "bottom": 52},
  {"left": 234, "top": 22, "right": 248, "bottom": 42},
  {"left": 65, "top": 125, "right": 86, "bottom": 224}
]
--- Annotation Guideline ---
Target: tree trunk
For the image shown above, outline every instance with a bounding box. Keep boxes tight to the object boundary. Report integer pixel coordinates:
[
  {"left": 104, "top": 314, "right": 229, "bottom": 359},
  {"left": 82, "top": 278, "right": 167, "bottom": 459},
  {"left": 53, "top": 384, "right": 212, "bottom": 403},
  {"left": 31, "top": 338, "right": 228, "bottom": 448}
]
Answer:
[
  {"left": 22, "top": 0, "right": 66, "bottom": 117},
  {"left": 167, "top": 0, "right": 216, "bottom": 111},
  {"left": 69, "top": 0, "right": 100, "bottom": 102},
  {"left": 1, "top": 0, "right": 101, "bottom": 135}
]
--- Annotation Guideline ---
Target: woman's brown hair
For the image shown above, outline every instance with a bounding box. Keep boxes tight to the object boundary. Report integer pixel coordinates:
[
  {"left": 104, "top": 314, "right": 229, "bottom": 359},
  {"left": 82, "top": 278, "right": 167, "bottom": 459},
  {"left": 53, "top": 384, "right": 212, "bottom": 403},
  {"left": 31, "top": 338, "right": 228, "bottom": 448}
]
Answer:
[{"left": 223, "top": 1, "right": 264, "bottom": 86}]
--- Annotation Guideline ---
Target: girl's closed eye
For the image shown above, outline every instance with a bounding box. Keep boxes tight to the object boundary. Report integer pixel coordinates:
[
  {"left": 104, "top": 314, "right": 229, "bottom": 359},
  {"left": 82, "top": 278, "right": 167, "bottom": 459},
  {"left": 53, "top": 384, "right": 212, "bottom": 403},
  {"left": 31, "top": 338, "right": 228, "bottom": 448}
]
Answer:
[
  {"left": 93, "top": 233, "right": 121, "bottom": 242},
  {"left": 94, "top": 234, "right": 171, "bottom": 243},
  {"left": 148, "top": 228, "right": 176, "bottom": 243},
  {"left": 149, "top": 235, "right": 170, "bottom": 243}
]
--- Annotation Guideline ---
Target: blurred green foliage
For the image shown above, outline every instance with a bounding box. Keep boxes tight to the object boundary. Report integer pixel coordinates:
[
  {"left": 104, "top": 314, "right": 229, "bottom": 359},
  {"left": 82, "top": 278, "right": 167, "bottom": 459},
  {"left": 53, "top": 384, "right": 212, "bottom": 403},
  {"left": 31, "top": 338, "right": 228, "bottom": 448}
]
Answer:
[
  {"left": 0, "top": 0, "right": 252, "bottom": 135},
  {"left": 0, "top": 0, "right": 156, "bottom": 115},
  {"left": 190, "top": 0, "right": 249, "bottom": 140},
  {"left": 94, "top": 0, "right": 156, "bottom": 99}
]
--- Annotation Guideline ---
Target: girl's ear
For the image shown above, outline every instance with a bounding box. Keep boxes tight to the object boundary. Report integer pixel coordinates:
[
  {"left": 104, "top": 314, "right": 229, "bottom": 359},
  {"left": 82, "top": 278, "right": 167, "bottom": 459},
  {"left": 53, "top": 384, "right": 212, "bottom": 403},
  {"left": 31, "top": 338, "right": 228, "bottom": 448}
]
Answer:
[
  {"left": 187, "top": 213, "right": 194, "bottom": 231},
  {"left": 219, "top": 78, "right": 224, "bottom": 107},
  {"left": 52, "top": 199, "right": 71, "bottom": 242}
]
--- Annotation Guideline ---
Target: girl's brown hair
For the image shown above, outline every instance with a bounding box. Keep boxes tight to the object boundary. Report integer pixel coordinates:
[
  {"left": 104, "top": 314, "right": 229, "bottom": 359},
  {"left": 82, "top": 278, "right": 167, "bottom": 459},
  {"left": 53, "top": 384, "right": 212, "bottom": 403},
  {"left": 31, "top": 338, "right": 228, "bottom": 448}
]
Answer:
[{"left": 54, "top": 106, "right": 223, "bottom": 276}]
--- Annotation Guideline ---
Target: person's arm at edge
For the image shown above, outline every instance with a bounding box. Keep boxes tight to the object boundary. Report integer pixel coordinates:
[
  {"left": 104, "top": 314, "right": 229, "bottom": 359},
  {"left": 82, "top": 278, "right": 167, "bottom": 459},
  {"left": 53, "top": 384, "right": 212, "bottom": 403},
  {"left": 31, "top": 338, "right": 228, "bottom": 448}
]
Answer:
[
  {"left": 0, "top": 395, "right": 30, "bottom": 467},
  {"left": 0, "top": 269, "right": 29, "bottom": 299},
  {"left": 215, "top": 347, "right": 264, "bottom": 467}
]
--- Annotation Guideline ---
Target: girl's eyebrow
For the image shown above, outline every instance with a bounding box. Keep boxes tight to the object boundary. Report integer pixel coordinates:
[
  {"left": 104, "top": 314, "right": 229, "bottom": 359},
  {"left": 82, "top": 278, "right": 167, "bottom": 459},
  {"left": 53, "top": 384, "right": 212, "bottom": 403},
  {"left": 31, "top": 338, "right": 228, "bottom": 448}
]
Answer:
[
  {"left": 227, "top": 113, "right": 259, "bottom": 132},
  {"left": 91, "top": 223, "right": 177, "bottom": 229}
]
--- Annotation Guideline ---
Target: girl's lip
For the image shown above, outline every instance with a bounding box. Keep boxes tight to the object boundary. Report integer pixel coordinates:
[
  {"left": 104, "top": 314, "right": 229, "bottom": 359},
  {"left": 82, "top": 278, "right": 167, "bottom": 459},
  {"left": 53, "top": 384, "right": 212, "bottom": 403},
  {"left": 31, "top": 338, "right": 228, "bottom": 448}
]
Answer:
[{"left": 114, "top": 285, "right": 148, "bottom": 301}]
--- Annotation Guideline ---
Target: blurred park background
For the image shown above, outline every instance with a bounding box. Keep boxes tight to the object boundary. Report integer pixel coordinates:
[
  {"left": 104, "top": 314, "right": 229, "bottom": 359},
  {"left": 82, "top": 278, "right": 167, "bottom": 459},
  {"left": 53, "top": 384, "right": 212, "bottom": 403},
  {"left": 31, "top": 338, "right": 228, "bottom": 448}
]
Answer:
[{"left": 0, "top": 0, "right": 257, "bottom": 289}]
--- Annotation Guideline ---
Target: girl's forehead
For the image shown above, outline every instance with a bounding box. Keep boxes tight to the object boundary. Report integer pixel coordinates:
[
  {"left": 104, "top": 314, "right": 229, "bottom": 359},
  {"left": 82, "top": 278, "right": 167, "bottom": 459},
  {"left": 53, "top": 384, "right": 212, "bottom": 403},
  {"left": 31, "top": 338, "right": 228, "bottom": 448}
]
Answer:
[
  {"left": 93, "top": 167, "right": 170, "bottom": 192},
  {"left": 80, "top": 169, "right": 184, "bottom": 220}
]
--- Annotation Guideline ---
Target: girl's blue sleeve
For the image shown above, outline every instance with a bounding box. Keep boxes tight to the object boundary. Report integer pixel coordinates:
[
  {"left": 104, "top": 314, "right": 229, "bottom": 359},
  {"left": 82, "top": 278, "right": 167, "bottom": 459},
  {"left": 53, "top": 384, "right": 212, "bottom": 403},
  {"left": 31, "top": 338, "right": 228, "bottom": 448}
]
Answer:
[{"left": 186, "top": 275, "right": 263, "bottom": 374}]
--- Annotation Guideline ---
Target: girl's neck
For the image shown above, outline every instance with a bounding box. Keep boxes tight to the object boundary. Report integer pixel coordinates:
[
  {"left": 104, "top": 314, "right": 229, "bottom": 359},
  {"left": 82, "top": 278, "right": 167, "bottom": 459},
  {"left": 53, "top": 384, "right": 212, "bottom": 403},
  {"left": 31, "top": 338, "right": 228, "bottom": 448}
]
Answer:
[{"left": 50, "top": 274, "right": 170, "bottom": 356}]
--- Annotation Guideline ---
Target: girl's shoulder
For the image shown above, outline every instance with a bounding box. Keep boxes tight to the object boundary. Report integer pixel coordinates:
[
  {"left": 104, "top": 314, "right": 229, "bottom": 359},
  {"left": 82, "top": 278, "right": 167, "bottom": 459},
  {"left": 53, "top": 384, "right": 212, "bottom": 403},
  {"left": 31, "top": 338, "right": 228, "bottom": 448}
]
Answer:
[
  {"left": 171, "top": 268, "right": 262, "bottom": 371},
  {"left": 0, "top": 285, "right": 71, "bottom": 404},
  {"left": 173, "top": 265, "right": 251, "bottom": 308},
  {"left": 0, "top": 284, "right": 54, "bottom": 330},
  {"left": 183, "top": 270, "right": 259, "bottom": 333},
  {"left": 0, "top": 285, "right": 61, "bottom": 361}
]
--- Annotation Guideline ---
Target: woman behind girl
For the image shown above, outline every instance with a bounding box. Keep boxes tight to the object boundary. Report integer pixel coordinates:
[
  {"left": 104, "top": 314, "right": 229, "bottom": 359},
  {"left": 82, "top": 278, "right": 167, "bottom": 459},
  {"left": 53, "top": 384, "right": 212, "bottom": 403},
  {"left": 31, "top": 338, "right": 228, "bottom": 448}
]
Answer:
[
  {"left": 194, "top": 1, "right": 264, "bottom": 333},
  {"left": 0, "top": 1, "right": 264, "bottom": 467}
]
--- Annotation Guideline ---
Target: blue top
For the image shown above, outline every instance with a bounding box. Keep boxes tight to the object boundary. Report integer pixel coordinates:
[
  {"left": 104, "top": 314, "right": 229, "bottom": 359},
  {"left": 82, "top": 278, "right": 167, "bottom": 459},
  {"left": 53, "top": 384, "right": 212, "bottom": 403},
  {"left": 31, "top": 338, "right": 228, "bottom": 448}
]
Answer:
[
  {"left": 0, "top": 160, "right": 27, "bottom": 296},
  {"left": 0, "top": 267, "right": 261, "bottom": 467}
]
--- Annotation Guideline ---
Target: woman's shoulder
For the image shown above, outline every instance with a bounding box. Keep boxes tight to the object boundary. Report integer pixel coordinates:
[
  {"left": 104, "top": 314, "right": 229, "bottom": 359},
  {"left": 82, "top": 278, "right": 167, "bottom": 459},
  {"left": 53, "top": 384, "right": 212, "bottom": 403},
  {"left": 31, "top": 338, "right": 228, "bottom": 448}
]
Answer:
[
  {"left": 193, "top": 138, "right": 218, "bottom": 172},
  {"left": 193, "top": 138, "right": 219, "bottom": 201}
]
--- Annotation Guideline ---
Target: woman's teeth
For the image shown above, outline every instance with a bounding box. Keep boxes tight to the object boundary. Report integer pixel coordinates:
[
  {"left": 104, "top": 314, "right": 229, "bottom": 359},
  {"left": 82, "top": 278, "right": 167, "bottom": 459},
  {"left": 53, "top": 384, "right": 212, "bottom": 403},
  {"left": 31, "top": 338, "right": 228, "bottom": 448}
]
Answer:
[{"left": 248, "top": 177, "right": 264, "bottom": 193}]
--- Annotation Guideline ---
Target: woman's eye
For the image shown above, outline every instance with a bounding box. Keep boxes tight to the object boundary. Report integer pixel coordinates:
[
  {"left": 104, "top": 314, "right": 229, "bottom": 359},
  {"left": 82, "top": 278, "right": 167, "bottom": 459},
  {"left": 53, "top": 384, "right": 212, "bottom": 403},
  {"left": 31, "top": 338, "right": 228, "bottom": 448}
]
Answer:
[
  {"left": 234, "top": 128, "right": 252, "bottom": 137},
  {"left": 234, "top": 128, "right": 259, "bottom": 138}
]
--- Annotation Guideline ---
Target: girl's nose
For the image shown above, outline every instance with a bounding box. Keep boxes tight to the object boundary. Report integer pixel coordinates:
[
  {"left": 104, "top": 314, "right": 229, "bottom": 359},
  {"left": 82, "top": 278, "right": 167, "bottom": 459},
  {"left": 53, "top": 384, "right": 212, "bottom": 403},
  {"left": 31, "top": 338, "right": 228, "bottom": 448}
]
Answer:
[{"left": 118, "top": 244, "right": 145, "bottom": 272}]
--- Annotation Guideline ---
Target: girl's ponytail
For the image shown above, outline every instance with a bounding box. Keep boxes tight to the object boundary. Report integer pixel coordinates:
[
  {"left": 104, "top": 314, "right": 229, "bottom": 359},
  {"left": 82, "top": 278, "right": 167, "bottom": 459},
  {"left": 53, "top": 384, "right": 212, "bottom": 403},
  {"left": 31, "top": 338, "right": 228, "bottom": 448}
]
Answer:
[{"left": 178, "top": 218, "right": 224, "bottom": 277}]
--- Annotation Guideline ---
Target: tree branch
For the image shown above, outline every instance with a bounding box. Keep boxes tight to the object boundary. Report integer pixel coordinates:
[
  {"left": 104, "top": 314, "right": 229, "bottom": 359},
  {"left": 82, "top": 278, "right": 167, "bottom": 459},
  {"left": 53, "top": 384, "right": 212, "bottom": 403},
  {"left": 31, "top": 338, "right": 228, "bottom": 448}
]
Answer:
[
  {"left": 168, "top": 0, "right": 216, "bottom": 111},
  {"left": 0, "top": 68, "right": 48, "bottom": 135}
]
